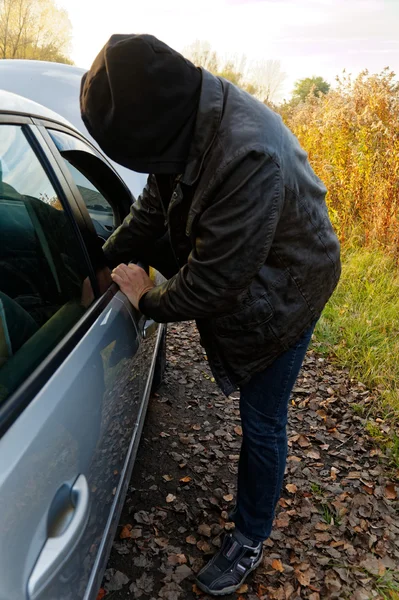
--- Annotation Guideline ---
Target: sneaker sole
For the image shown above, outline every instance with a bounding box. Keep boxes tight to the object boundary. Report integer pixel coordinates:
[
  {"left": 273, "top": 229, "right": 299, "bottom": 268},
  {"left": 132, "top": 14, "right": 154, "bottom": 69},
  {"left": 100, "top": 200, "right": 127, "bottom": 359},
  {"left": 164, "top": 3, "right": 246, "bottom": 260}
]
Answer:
[{"left": 195, "top": 550, "right": 263, "bottom": 597}]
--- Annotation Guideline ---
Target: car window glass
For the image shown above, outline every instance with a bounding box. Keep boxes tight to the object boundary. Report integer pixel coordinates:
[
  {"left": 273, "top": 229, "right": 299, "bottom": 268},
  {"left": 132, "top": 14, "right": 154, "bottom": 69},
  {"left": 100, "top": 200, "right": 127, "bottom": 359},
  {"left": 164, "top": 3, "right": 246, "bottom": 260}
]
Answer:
[
  {"left": 0, "top": 125, "right": 93, "bottom": 404},
  {"left": 49, "top": 129, "right": 114, "bottom": 213}
]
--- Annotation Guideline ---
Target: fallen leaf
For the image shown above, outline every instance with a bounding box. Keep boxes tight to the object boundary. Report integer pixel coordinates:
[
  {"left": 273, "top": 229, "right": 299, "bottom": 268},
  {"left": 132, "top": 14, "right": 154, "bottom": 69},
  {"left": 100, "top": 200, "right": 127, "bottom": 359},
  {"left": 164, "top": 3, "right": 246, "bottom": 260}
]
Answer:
[
  {"left": 234, "top": 425, "right": 243, "bottom": 436},
  {"left": 162, "top": 474, "right": 173, "bottom": 482},
  {"left": 104, "top": 570, "right": 129, "bottom": 592},
  {"left": 180, "top": 476, "right": 192, "bottom": 483},
  {"left": 119, "top": 524, "right": 132, "bottom": 539},
  {"left": 237, "top": 583, "right": 249, "bottom": 593},
  {"left": 192, "top": 584, "right": 203, "bottom": 595},
  {"left": 173, "top": 564, "right": 193, "bottom": 583},
  {"left": 96, "top": 589, "right": 106, "bottom": 600},
  {"left": 197, "top": 540, "right": 212, "bottom": 553},
  {"left": 168, "top": 554, "right": 187, "bottom": 566},
  {"left": 315, "top": 532, "right": 331, "bottom": 543},
  {"left": 272, "top": 558, "right": 284, "bottom": 572},
  {"left": 295, "top": 568, "right": 311, "bottom": 587},
  {"left": 384, "top": 484, "right": 397, "bottom": 500},
  {"left": 198, "top": 523, "right": 212, "bottom": 537},
  {"left": 154, "top": 537, "right": 169, "bottom": 548},
  {"left": 330, "top": 467, "right": 338, "bottom": 481},
  {"left": 285, "top": 483, "right": 297, "bottom": 494},
  {"left": 166, "top": 494, "right": 176, "bottom": 503},
  {"left": 223, "top": 494, "right": 234, "bottom": 502},
  {"left": 297, "top": 434, "right": 311, "bottom": 448},
  {"left": 186, "top": 535, "right": 197, "bottom": 545},
  {"left": 306, "top": 448, "right": 321, "bottom": 460},
  {"left": 130, "top": 528, "right": 142, "bottom": 539},
  {"left": 129, "top": 572, "right": 154, "bottom": 596}
]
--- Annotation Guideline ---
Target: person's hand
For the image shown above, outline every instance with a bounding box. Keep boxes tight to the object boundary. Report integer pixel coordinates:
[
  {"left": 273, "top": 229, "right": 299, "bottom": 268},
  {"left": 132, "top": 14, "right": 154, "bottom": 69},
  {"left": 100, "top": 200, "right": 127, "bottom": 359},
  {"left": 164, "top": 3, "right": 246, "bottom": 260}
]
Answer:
[
  {"left": 80, "top": 276, "right": 94, "bottom": 308},
  {"left": 111, "top": 263, "right": 154, "bottom": 310}
]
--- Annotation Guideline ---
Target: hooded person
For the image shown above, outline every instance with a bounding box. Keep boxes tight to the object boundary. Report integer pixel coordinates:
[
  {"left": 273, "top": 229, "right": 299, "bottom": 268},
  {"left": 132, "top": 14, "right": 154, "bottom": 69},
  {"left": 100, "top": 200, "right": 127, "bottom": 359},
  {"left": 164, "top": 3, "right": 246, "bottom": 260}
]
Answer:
[
  {"left": 81, "top": 34, "right": 340, "bottom": 596},
  {"left": 80, "top": 34, "right": 202, "bottom": 175}
]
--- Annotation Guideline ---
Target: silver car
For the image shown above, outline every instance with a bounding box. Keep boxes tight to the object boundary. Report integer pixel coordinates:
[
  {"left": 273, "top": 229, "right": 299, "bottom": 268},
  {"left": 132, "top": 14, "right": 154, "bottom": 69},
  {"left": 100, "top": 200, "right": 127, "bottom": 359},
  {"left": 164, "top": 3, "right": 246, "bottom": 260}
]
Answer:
[{"left": 0, "top": 90, "right": 166, "bottom": 600}]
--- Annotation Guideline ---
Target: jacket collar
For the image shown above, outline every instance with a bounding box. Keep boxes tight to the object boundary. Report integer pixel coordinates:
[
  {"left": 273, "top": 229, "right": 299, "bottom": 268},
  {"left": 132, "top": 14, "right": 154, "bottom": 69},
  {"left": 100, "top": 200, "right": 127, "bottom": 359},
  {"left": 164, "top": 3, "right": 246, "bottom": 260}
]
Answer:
[{"left": 181, "top": 69, "right": 224, "bottom": 186}]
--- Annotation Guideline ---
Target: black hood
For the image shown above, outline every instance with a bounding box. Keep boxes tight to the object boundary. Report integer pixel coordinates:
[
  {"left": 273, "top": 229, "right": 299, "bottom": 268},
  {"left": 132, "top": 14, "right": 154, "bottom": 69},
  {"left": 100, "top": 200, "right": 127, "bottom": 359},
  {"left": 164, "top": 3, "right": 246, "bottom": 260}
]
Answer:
[{"left": 80, "top": 34, "right": 202, "bottom": 174}]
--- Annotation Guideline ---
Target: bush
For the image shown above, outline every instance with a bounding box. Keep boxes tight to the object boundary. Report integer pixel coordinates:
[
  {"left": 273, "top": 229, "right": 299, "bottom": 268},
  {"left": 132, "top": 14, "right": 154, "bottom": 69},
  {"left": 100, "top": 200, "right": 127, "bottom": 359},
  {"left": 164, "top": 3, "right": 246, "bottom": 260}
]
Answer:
[{"left": 280, "top": 69, "right": 399, "bottom": 254}]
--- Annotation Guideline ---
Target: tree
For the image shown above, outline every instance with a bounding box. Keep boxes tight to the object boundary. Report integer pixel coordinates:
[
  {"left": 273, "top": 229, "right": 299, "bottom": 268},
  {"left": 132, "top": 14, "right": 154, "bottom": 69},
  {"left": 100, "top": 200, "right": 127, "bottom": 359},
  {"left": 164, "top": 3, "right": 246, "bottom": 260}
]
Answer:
[
  {"left": 292, "top": 76, "right": 330, "bottom": 102},
  {"left": 183, "top": 41, "right": 284, "bottom": 102},
  {"left": 183, "top": 40, "right": 219, "bottom": 74},
  {"left": 250, "top": 59, "right": 286, "bottom": 103},
  {"left": 0, "top": 0, "right": 73, "bottom": 64}
]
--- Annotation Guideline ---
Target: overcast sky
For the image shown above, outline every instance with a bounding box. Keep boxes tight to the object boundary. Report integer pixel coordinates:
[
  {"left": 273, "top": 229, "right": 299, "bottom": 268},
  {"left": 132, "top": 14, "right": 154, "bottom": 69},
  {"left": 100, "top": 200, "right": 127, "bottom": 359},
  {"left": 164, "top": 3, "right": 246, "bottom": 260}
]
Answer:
[{"left": 59, "top": 0, "right": 399, "bottom": 99}]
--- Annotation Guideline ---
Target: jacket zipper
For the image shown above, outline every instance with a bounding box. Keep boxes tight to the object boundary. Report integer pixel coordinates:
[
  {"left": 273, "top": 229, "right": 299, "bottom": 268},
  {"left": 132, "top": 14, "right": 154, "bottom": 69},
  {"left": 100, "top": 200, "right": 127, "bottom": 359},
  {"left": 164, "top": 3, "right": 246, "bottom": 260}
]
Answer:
[{"left": 153, "top": 176, "right": 168, "bottom": 227}]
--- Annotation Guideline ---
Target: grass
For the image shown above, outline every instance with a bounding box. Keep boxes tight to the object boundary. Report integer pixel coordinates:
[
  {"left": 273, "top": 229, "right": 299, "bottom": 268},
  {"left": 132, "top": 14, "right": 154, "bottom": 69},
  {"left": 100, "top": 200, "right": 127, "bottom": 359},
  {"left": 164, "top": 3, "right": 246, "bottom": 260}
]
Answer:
[
  {"left": 365, "top": 569, "right": 399, "bottom": 600},
  {"left": 313, "top": 245, "right": 399, "bottom": 461},
  {"left": 310, "top": 482, "right": 323, "bottom": 496}
]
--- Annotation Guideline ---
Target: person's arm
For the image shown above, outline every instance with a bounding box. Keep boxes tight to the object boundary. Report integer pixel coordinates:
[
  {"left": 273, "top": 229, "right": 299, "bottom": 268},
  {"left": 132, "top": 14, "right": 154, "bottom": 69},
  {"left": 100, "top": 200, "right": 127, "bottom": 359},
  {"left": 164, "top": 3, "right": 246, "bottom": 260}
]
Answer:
[
  {"left": 103, "top": 175, "right": 167, "bottom": 269},
  {"left": 116, "top": 151, "right": 283, "bottom": 322}
]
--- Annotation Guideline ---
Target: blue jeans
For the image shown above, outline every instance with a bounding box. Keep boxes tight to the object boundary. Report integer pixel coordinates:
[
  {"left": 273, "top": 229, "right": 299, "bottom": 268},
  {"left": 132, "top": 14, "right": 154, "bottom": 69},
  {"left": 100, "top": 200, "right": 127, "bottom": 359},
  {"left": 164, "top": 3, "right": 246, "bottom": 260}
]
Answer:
[{"left": 230, "top": 323, "right": 315, "bottom": 542}]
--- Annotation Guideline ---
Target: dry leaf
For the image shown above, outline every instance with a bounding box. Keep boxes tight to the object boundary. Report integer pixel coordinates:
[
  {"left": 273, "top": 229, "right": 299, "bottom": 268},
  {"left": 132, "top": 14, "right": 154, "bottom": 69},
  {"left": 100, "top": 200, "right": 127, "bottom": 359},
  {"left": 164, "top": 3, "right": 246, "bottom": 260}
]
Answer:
[
  {"left": 186, "top": 535, "right": 197, "bottom": 545},
  {"left": 315, "top": 532, "right": 330, "bottom": 543},
  {"left": 306, "top": 448, "right": 321, "bottom": 460},
  {"left": 295, "top": 568, "right": 311, "bottom": 587},
  {"left": 223, "top": 494, "right": 234, "bottom": 502},
  {"left": 330, "top": 467, "right": 338, "bottom": 480},
  {"left": 285, "top": 483, "right": 297, "bottom": 494},
  {"left": 119, "top": 524, "right": 132, "bottom": 539},
  {"left": 272, "top": 558, "right": 284, "bottom": 572},
  {"left": 297, "top": 434, "right": 311, "bottom": 448},
  {"left": 168, "top": 554, "right": 187, "bottom": 566},
  {"left": 234, "top": 425, "right": 243, "bottom": 436},
  {"left": 162, "top": 474, "right": 173, "bottom": 482},
  {"left": 180, "top": 476, "right": 192, "bottom": 483},
  {"left": 192, "top": 584, "right": 203, "bottom": 596},
  {"left": 166, "top": 494, "right": 176, "bottom": 503},
  {"left": 96, "top": 589, "right": 106, "bottom": 600},
  {"left": 130, "top": 528, "right": 142, "bottom": 539},
  {"left": 198, "top": 523, "right": 212, "bottom": 537},
  {"left": 237, "top": 583, "right": 249, "bottom": 593},
  {"left": 154, "top": 537, "right": 169, "bottom": 548},
  {"left": 197, "top": 540, "right": 212, "bottom": 553},
  {"left": 384, "top": 484, "right": 397, "bottom": 500}
]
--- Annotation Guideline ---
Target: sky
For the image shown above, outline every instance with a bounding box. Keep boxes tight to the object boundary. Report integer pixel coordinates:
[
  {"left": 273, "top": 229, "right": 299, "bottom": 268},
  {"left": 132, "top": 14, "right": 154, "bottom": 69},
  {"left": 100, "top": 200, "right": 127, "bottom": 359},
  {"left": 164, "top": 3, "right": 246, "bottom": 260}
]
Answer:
[{"left": 58, "top": 0, "right": 399, "bottom": 100}]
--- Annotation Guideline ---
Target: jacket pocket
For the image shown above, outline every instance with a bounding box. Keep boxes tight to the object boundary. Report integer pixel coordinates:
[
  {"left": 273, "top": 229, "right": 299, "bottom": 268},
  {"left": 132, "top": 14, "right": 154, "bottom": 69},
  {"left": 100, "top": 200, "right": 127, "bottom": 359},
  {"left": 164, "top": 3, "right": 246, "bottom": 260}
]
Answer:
[{"left": 213, "top": 294, "right": 274, "bottom": 337}]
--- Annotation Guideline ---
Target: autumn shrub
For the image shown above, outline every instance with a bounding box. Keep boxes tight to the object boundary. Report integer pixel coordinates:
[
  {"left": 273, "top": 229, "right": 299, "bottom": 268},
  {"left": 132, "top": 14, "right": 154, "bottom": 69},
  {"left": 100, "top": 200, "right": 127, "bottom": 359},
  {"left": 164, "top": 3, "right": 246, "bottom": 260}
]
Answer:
[
  {"left": 279, "top": 71, "right": 399, "bottom": 441},
  {"left": 280, "top": 69, "right": 399, "bottom": 254}
]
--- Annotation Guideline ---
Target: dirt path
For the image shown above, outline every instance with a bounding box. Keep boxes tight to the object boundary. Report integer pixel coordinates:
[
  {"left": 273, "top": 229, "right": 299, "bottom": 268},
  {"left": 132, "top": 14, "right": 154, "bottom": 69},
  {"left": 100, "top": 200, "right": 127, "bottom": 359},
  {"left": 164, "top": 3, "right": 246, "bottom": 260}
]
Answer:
[{"left": 101, "top": 322, "right": 399, "bottom": 600}]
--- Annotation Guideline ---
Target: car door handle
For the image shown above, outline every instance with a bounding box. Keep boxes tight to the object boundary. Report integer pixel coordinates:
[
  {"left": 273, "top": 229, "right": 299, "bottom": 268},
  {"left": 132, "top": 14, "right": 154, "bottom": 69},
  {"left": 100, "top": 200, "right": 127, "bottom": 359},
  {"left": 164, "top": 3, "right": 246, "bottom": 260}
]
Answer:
[
  {"left": 28, "top": 474, "right": 90, "bottom": 599},
  {"left": 144, "top": 318, "right": 158, "bottom": 339}
]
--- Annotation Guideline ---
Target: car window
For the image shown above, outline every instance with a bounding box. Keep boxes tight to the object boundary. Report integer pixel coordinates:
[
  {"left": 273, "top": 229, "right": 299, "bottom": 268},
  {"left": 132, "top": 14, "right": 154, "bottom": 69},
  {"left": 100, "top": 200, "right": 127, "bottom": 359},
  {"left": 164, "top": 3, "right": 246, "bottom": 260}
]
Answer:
[
  {"left": 0, "top": 125, "right": 94, "bottom": 404},
  {"left": 49, "top": 130, "right": 113, "bottom": 215},
  {"left": 48, "top": 129, "right": 132, "bottom": 241}
]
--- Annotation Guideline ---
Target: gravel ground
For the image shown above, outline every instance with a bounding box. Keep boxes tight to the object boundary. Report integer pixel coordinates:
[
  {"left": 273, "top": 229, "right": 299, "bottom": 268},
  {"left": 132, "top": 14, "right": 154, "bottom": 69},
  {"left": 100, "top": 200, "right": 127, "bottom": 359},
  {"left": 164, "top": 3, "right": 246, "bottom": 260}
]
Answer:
[{"left": 101, "top": 321, "right": 399, "bottom": 600}]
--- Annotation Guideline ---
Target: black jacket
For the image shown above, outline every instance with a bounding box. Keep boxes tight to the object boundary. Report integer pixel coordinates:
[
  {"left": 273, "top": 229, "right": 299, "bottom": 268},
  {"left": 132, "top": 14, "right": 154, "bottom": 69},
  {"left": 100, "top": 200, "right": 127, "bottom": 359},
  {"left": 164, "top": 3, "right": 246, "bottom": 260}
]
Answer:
[{"left": 104, "top": 69, "right": 341, "bottom": 395}]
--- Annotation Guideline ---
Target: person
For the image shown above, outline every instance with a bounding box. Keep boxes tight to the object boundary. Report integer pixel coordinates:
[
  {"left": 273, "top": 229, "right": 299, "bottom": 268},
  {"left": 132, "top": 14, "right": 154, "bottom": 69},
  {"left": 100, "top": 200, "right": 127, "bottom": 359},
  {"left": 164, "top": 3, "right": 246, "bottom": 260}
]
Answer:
[{"left": 80, "top": 34, "right": 341, "bottom": 596}]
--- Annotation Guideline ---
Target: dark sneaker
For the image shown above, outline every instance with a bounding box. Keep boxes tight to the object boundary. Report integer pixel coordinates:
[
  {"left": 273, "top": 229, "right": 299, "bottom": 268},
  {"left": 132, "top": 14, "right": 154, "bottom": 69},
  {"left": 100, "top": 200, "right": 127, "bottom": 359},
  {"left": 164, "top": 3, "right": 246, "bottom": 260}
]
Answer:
[{"left": 196, "top": 529, "right": 263, "bottom": 596}]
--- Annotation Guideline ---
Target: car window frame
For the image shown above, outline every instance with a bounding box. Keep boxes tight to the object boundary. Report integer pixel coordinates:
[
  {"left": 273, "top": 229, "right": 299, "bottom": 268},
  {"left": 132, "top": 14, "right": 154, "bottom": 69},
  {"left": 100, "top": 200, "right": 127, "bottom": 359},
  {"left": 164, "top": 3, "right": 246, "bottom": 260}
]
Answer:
[
  {"left": 0, "top": 116, "right": 118, "bottom": 437},
  {"left": 34, "top": 119, "right": 134, "bottom": 232}
]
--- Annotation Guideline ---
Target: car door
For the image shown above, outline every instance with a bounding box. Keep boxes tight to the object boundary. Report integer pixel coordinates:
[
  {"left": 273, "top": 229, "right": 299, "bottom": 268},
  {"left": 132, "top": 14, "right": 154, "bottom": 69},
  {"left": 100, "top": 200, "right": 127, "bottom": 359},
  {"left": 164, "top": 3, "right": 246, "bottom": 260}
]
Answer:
[
  {"left": 0, "top": 119, "right": 144, "bottom": 600},
  {"left": 38, "top": 123, "right": 163, "bottom": 401}
]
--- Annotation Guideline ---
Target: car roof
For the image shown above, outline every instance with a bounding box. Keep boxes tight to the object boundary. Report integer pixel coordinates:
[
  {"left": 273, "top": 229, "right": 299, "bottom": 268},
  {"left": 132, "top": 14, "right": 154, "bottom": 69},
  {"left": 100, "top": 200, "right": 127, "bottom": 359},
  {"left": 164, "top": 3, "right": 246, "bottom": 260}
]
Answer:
[
  {"left": 0, "top": 88, "right": 78, "bottom": 130},
  {"left": 0, "top": 60, "right": 147, "bottom": 198}
]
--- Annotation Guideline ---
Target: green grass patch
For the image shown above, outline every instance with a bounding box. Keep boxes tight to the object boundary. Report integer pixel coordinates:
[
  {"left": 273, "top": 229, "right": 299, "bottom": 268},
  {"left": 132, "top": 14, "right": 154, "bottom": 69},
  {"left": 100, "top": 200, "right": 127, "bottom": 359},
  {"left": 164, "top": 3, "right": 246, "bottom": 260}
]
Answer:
[{"left": 313, "top": 245, "right": 399, "bottom": 459}]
